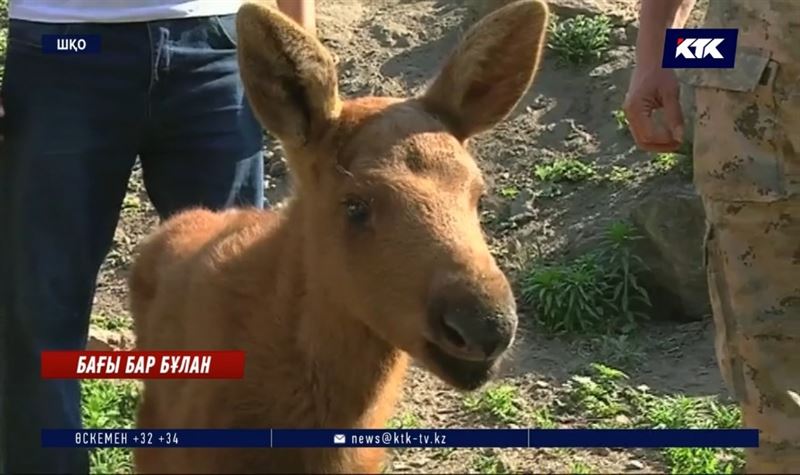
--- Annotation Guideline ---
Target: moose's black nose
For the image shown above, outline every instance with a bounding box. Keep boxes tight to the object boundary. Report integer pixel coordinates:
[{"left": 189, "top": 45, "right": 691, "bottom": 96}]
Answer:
[{"left": 428, "top": 280, "right": 518, "bottom": 362}]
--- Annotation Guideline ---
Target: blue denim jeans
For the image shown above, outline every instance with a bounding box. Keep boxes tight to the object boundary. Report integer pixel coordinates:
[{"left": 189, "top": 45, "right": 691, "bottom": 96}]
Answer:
[{"left": 0, "top": 15, "right": 265, "bottom": 473}]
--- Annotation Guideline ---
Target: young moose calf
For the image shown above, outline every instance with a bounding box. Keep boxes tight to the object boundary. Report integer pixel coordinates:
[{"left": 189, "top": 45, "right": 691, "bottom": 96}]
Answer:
[{"left": 130, "top": 0, "right": 548, "bottom": 472}]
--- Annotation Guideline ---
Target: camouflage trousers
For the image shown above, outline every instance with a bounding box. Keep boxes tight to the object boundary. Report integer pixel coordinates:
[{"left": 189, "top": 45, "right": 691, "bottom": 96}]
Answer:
[
  {"left": 703, "top": 197, "right": 800, "bottom": 473},
  {"left": 688, "top": 42, "right": 800, "bottom": 471}
]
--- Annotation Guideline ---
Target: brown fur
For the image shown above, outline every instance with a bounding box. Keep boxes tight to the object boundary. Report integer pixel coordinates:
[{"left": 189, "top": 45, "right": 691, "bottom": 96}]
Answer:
[{"left": 130, "top": 1, "right": 548, "bottom": 473}]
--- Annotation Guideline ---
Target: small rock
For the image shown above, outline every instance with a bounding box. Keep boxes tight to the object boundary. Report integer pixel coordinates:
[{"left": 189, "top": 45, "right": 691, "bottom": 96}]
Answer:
[
  {"left": 535, "top": 380, "right": 550, "bottom": 389},
  {"left": 509, "top": 212, "right": 536, "bottom": 226},
  {"left": 87, "top": 326, "right": 134, "bottom": 351},
  {"left": 497, "top": 221, "right": 515, "bottom": 232},
  {"left": 630, "top": 184, "right": 710, "bottom": 321},
  {"left": 408, "top": 459, "right": 426, "bottom": 468},
  {"left": 509, "top": 189, "right": 535, "bottom": 218},
  {"left": 610, "top": 26, "right": 627, "bottom": 45},
  {"left": 370, "top": 23, "right": 412, "bottom": 48},
  {"left": 614, "top": 414, "right": 631, "bottom": 426},
  {"left": 626, "top": 460, "right": 645, "bottom": 470},
  {"left": 625, "top": 20, "right": 640, "bottom": 46},
  {"left": 511, "top": 145, "right": 528, "bottom": 156}
]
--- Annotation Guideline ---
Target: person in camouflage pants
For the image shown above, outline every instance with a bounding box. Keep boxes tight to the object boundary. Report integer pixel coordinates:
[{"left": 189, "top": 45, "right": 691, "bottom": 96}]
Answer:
[{"left": 624, "top": 0, "right": 800, "bottom": 472}]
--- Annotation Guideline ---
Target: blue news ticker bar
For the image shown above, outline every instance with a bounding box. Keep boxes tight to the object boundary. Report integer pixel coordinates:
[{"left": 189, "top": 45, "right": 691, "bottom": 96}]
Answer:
[
  {"left": 45, "top": 429, "right": 269, "bottom": 448},
  {"left": 273, "top": 429, "right": 527, "bottom": 448},
  {"left": 42, "top": 428, "right": 759, "bottom": 449},
  {"left": 528, "top": 429, "right": 756, "bottom": 448}
]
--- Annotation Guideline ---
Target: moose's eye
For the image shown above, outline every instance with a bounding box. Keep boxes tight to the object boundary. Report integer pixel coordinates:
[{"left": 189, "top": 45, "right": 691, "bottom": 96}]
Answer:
[{"left": 343, "top": 197, "right": 371, "bottom": 226}]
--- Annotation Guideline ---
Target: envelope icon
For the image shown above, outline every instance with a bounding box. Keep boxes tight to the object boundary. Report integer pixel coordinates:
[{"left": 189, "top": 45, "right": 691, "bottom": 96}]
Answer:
[{"left": 333, "top": 434, "right": 346, "bottom": 444}]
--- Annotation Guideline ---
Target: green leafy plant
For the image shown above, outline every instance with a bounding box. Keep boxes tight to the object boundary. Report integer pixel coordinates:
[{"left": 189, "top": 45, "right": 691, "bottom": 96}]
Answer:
[
  {"left": 605, "top": 165, "right": 636, "bottom": 184},
  {"left": 82, "top": 380, "right": 140, "bottom": 474},
  {"left": 520, "top": 221, "right": 650, "bottom": 334},
  {"left": 387, "top": 411, "right": 421, "bottom": 429},
  {"left": 520, "top": 253, "right": 610, "bottom": 334},
  {"left": 530, "top": 406, "right": 557, "bottom": 428},
  {"left": 565, "top": 363, "right": 633, "bottom": 419},
  {"left": 464, "top": 384, "right": 524, "bottom": 424},
  {"left": 641, "top": 395, "right": 743, "bottom": 474},
  {"left": 557, "top": 362, "right": 744, "bottom": 474},
  {"left": 548, "top": 14, "right": 613, "bottom": 66},
  {"left": 498, "top": 186, "right": 520, "bottom": 198},
  {"left": 472, "top": 452, "right": 508, "bottom": 474},
  {"left": 653, "top": 152, "right": 692, "bottom": 178},
  {"left": 653, "top": 152, "right": 680, "bottom": 172},
  {"left": 569, "top": 460, "right": 594, "bottom": 474},
  {"left": 586, "top": 333, "right": 646, "bottom": 369},
  {"left": 595, "top": 221, "right": 651, "bottom": 330},
  {"left": 612, "top": 109, "right": 629, "bottom": 131},
  {"left": 534, "top": 156, "right": 596, "bottom": 183}
]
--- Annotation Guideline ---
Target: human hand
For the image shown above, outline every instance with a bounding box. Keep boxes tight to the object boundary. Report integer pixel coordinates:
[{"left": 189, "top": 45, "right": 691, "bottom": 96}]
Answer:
[
  {"left": 277, "top": 0, "right": 316, "bottom": 37},
  {"left": 623, "top": 66, "right": 684, "bottom": 152}
]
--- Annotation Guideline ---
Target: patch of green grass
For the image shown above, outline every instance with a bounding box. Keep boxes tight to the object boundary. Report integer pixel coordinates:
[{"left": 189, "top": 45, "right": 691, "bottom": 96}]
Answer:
[
  {"left": 664, "top": 447, "right": 740, "bottom": 475},
  {"left": 587, "top": 334, "right": 646, "bottom": 369},
  {"left": 534, "top": 156, "right": 597, "bottom": 183},
  {"left": 642, "top": 396, "right": 743, "bottom": 474},
  {"left": 82, "top": 380, "right": 140, "bottom": 474},
  {"left": 653, "top": 152, "right": 680, "bottom": 172},
  {"left": 472, "top": 452, "right": 508, "bottom": 474},
  {"left": 605, "top": 165, "right": 636, "bottom": 184},
  {"left": 464, "top": 384, "right": 523, "bottom": 424},
  {"left": 548, "top": 14, "right": 613, "bottom": 66},
  {"left": 122, "top": 193, "right": 142, "bottom": 210},
  {"left": 569, "top": 460, "right": 594, "bottom": 474},
  {"left": 520, "top": 220, "right": 651, "bottom": 335},
  {"left": 557, "top": 363, "right": 744, "bottom": 474},
  {"left": 498, "top": 186, "right": 520, "bottom": 199},
  {"left": 612, "top": 109, "right": 629, "bottom": 131},
  {"left": 92, "top": 312, "right": 132, "bottom": 332},
  {"left": 387, "top": 411, "right": 421, "bottom": 429},
  {"left": 521, "top": 254, "right": 610, "bottom": 334},
  {"left": 652, "top": 152, "right": 692, "bottom": 178},
  {"left": 564, "top": 363, "right": 633, "bottom": 420},
  {"left": 529, "top": 406, "right": 557, "bottom": 428}
]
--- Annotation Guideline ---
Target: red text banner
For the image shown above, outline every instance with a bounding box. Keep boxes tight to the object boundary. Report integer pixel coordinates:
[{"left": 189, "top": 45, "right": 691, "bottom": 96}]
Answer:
[{"left": 40, "top": 351, "right": 245, "bottom": 379}]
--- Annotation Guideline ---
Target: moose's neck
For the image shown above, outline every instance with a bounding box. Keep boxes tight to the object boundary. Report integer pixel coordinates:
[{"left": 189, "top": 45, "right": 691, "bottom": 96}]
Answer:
[{"left": 278, "top": 199, "right": 409, "bottom": 429}]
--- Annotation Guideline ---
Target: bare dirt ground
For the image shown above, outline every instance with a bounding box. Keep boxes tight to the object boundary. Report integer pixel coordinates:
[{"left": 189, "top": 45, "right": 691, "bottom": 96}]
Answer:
[{"left": 88, "top": 1, "right": 734, "bottom": 473}]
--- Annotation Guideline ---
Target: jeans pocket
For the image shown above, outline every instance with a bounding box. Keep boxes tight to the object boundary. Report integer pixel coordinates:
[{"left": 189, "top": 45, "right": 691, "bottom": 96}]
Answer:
[
  {"left": 7, "top": 20, "right": 73, "bottom": 50},
  {"left": 211, "top": 14, "right": 238, "bottom": 50}
]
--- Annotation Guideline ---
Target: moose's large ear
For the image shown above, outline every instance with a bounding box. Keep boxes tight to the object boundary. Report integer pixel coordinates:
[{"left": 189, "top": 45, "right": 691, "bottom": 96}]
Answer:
[
  {"left": 422, "top": 0, "right": 548, "bottom": 141},
  {"left": 236, "top": 1, "right": 341, "bottom": 148}
]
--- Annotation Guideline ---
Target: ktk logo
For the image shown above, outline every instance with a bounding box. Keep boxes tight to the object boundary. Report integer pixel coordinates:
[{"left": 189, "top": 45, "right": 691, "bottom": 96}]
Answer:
[
  {"left": 662, "top": 28, "right": 738, "bottom": 68},
  {"left": 674, "top": 37, "right": 724, "bottom": 59}
]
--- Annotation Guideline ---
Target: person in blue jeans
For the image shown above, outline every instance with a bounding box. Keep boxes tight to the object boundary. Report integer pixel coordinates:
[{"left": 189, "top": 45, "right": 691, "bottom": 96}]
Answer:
[{"left": 0, "top": 1, "right": 316, "bottom": 473}]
